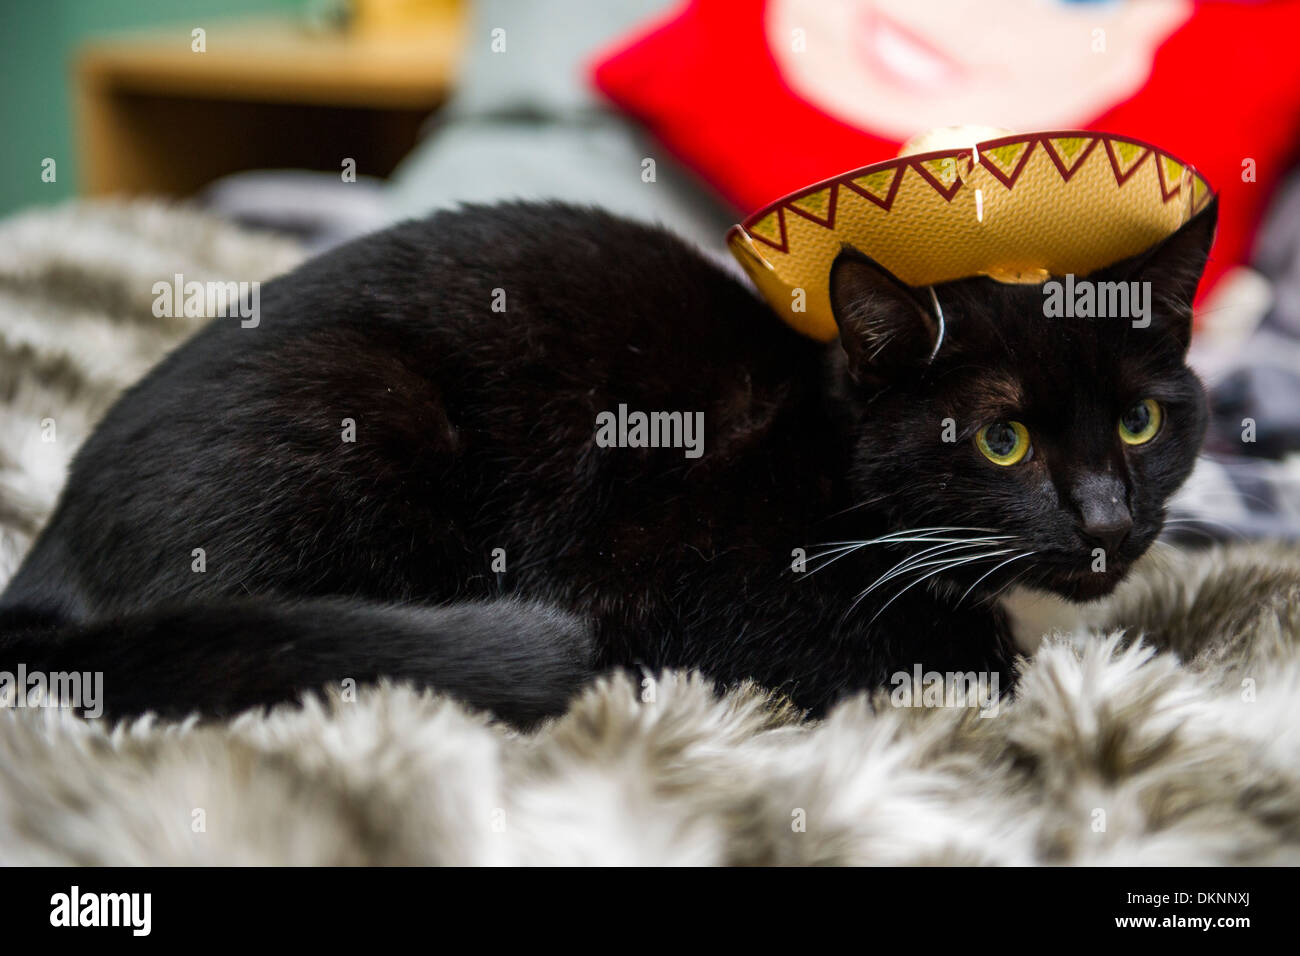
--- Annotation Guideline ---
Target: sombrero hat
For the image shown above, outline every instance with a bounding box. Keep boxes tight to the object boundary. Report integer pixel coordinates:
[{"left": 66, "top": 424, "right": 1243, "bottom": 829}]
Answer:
[{"left": 727, "top": 128, "right": 1215, "bottom": 342}]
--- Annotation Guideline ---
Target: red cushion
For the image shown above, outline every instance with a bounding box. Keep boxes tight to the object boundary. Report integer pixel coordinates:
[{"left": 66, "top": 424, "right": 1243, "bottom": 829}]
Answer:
[{"left": 592, "top": 0, "right": 1300, "bottom": 300}]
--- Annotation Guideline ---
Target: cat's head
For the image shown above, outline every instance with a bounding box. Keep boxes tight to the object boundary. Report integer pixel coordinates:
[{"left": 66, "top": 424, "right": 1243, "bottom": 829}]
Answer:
[{"left": 829, "top": 201, "right": 1217, "bottom": 602}]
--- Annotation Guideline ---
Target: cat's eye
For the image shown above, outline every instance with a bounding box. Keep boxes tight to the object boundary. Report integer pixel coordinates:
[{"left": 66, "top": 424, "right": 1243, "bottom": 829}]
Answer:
[
  {"left": 976, "top": 421, "right": 1031, "bottom": 466},
  {"left": 1118, "top": 398, "right": 1162, "bottom": 445}
]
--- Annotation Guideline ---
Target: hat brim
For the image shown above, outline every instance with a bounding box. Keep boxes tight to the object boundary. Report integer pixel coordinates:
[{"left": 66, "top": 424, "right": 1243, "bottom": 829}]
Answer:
[{"left": 727, "top": 131, "right": 1214, "bottom": 342}]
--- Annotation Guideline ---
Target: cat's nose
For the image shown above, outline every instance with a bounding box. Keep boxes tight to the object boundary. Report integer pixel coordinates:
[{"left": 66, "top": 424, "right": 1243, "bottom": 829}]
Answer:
[
  {"left": 1077, "top": 498, "right": 1133, "bottom": 554},
  {"left": 1080, "top": 513, "right": 1132, "bottom": 555},
  {"left": 1072, "top": 475, "right": 1132, "bottom": 554}
]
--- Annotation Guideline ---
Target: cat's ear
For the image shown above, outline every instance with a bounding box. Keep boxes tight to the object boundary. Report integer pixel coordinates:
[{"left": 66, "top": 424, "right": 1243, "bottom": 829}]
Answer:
[
  {"left": 1130, "top": 198, "right": 1219, "bottom": 351},
  {"left": 829, "top": 248, "right": 938, "bottom": 382}
]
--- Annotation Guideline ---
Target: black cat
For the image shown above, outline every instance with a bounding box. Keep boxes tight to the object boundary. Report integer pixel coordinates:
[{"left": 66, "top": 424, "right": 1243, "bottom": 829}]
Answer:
[{"left": 0, "top": 200, "right": 1216, "bottom": 725}]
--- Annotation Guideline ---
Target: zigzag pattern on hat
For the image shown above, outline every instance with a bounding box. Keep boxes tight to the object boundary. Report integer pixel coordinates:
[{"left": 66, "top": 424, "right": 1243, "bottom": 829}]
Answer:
[{"left": 743, "top": 132, "right": 1211, "bottom": 254}]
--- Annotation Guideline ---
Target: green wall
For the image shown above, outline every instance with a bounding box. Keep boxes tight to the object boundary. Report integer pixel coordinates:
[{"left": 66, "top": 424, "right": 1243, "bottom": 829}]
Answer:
[{"left": 0, "top": 0, "right": 308, "bottom": 217}]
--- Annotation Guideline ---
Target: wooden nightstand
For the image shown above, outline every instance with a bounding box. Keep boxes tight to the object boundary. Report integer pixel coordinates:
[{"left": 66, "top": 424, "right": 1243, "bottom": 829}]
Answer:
[{"left": 76, "top": 9, "right": 465, "bottom": 198}]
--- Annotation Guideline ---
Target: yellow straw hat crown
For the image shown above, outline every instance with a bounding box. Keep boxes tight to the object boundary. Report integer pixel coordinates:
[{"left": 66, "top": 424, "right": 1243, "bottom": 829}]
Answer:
[{"left": 727, "top": 128, "right": 1214, "bottom": 341}]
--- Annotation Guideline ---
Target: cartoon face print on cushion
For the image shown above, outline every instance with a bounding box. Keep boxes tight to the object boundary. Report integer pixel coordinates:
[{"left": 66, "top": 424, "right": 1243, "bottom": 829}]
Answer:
[{"left": 767, "top": 0, "right": 1190, "bottom": 140}]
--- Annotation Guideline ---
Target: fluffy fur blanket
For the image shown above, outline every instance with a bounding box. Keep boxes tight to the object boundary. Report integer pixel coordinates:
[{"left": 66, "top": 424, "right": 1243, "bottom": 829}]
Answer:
[{"left": 1, "top": 201, "right": 1298, "bottom": 865}]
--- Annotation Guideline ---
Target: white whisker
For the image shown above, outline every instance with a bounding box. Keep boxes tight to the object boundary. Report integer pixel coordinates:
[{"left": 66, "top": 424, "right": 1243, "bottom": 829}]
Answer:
[
  {"left": 837, "top": 546, "right": 1013, "bottom": 626},
  {"left": 1162, "top": 515, "right": 1249, "bottom": 542},
  {"left": 855, "top": 538, "right": 1011, "bottom": 597},
  {"left": 958, "top": 551, "right": 1037, "bottom": 606},
  {"left": 979, "top": 563, "right": 1037, "bottom": 608},
  {"left": 864, "top": 548, "right": 1018, "bottom": 625},
  {"left": 802, "top": 527, "right": 1006, "bottom": 576}
]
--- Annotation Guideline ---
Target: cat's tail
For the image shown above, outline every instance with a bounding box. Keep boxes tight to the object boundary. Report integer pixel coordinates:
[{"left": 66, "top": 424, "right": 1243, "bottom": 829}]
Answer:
[{"left": 0, "top": 597, "right": 595, "bottom": 726}]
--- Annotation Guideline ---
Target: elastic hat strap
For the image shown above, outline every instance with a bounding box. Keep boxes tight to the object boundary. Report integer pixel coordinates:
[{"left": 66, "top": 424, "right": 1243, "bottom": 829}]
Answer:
[{"left": 926, "top": 286, "right": 946, "bottom": 363}]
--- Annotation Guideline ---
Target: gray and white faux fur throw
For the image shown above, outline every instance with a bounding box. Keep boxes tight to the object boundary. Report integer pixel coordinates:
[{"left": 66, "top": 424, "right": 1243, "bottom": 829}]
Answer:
[{"left": 1, "top": 201, "right": 1298, "bottom": 865}]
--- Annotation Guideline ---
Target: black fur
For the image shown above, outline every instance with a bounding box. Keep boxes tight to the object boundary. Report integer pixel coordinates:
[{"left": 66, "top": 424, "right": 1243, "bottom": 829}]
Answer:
[
  {"left": 0, "top": 200, "right": 1218, "bottom": 723},
  {"left": 1, "top": 598, "right": 590, "bottom": 725}
]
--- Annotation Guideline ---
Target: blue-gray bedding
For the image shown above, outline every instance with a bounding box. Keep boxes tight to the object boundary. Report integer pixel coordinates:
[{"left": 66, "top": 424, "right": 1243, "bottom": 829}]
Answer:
[
  {"left": 384, "top": 0, "right": 734, "bottom": 259},
  {"left": 1172, "top": 171, "right": 1300, "bottom": 543}
]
